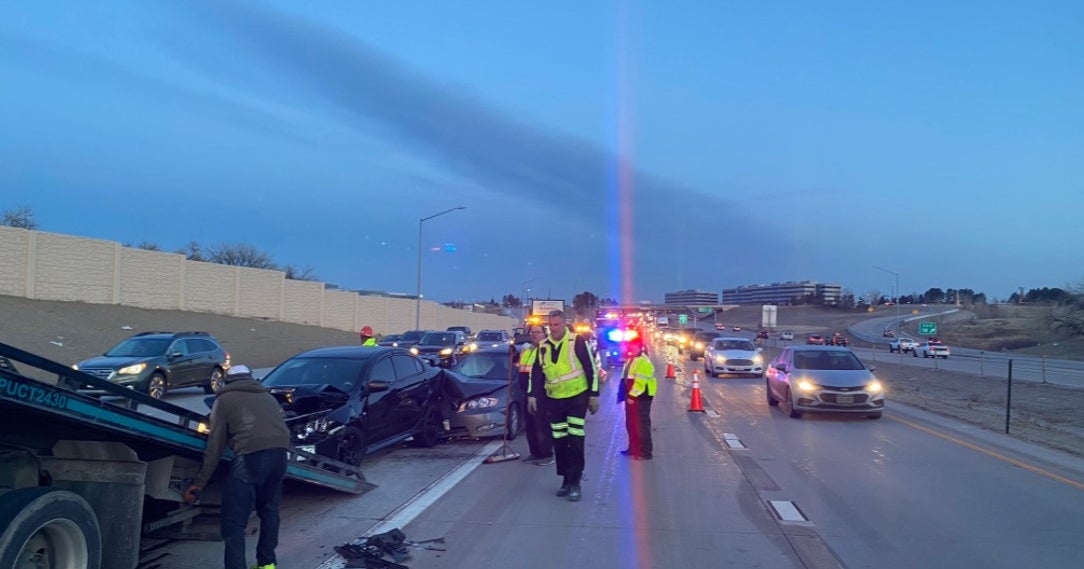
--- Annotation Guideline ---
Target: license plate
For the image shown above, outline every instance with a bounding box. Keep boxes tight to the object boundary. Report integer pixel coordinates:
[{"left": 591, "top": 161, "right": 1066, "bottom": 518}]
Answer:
[{"left": 836, "top": 395, "right": 854, "bottom": 404}]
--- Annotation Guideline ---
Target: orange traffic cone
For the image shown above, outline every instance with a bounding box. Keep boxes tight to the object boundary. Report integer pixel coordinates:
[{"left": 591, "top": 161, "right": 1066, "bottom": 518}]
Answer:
[
  {"left": 688, "top": 369, "right": 705, "bottom": 413},
  {"left": 665, "top": 361, "right": 676, "bottom": 380}
]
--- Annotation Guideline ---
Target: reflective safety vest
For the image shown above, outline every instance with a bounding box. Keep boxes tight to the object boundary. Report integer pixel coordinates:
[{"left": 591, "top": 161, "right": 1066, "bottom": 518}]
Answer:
[
  {"left": 622, "top": 354, "right": 656, "bottom": 398},
  {"left": 361, "top": 338, "right": 377, "bottom": 347},
  {"left": 538, "top": 332, "right": 588, "bottom": 399},
  {"left": 520, "top": 345, "right": 539, "bottom": 393}
]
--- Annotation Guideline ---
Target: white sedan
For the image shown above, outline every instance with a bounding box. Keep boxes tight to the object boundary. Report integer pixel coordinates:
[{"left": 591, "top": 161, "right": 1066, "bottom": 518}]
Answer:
[{"left": 914, "top": 342, "right": 950, "bottom": 358}]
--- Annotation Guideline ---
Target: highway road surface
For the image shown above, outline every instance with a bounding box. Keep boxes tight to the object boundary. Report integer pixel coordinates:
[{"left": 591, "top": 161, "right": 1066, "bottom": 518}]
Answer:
[{"left": 145, "top": 339, "right": 1084, "bottom": 569}]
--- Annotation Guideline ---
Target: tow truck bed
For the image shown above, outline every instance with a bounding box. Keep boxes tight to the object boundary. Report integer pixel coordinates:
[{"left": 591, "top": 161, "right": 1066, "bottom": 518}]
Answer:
[{"left": 0, "top": 341, "right": 373, "bottom": 495}]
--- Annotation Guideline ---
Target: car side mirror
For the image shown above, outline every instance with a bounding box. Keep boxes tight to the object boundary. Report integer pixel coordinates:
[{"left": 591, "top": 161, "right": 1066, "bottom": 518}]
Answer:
[
  {"left": 868, "top": 366, "right": 876, "bottom": 372},
  {"left": 368, "top": 379, "right": 391, "bottom": 393},
  {"left": 169, "top": 352, "right": 183, "bottom": 359}
]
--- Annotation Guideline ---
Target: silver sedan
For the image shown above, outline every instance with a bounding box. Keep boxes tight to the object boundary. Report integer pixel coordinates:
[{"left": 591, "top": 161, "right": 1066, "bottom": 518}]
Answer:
[{"left": 765, "top": 346, "right": 885, "bottom": 419}]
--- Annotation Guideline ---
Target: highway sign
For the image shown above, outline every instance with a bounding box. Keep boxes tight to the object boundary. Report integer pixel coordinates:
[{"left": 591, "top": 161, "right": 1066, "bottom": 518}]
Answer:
[
  {"left": 679, "top": 314, "right": 688, "bottom": 324},
  {"left": 919, "top": 322, "right": 937, "bottom": 335},
  {"left": 697, "top": 307, "right": 713, "bottom": 314}
]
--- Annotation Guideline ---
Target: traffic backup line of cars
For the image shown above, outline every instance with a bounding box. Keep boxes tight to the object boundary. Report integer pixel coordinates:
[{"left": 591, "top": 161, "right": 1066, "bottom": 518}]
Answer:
[{"left": 72, "top": 328, "right": 523, "bottom": 469}]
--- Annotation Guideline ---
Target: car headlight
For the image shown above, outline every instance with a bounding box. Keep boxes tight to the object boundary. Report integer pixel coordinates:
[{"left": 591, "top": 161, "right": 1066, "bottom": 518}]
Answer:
[
  {"left": 867, "top": 380, "right": 883, "bottom": 393},
  {"left": 71, "top": 364, "right": 80, "bottom": 370},
  {"left": 469, "top": 343, "right": 478, "bottom": 351},
  {"left": 695, "top": 342, "right": 704, "bottom": 349},
  {"left": 460, "top": 397, "right": 500, "bottom": 411},
  {"left": 714, "top": 355, "right": 726, "bottom": 363},
  {"left": 295, "top": 418, "right": 333, "bottom": 440},
  {"left": 440, "top": 347, "right": 453, "bottom": 355},
  {"left": 410, "top": 347, "right": 419, "bottom": 355},
  {"left": 753, "top": 355, "right": 763, "bottom": 364},
  {"left": 796, "top": 379, "right": 817, "bottom": 392},
  {"left": 118, "top": 362, "right": 147, "bottom": 375}
]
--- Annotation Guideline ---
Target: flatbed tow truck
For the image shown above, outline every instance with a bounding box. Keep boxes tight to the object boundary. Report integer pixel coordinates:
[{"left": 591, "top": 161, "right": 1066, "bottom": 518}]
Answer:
[{"left": 0, "top": 341, "right": 374, "bottom": 569}]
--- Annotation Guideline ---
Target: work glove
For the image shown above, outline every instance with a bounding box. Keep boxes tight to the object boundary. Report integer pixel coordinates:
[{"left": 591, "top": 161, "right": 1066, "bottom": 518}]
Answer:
[
  {"left": 527, "top": 397, "right": 538, "bottom": 415},
  {"left": 588, "top": 397, "right": 599, "bottom": 415},
  {"left": 183, "top": 485, "right": 201, "bottom": 505}
]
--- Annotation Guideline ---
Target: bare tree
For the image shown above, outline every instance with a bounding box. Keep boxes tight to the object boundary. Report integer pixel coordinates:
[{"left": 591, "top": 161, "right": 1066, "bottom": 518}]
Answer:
[
  {"left": 123, "top": 240, "right": 161, "bottom": 251},
  {"left": 208, "top": 242, "right": 277, "bottom": 269},
  {"left": 177, "top": 241, "right": 206, "bottom": 261},
  {"left": 283, "top": 264, "right": 319, "bottom": 281},
  {"left": 865, "top": 289, "right": 881, "bottom": 306},
  {"left": 2, "top": 205, "right": 37, "bottom": 229},
  {"left": 1047, "top": 279, "right": 1084, "bottom": 337}
]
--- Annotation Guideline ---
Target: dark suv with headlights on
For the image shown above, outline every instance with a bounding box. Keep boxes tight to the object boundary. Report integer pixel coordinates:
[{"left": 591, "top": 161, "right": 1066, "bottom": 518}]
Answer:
[
  {"left": 262, "top": 346, "right": 444, "bottom": 466},
  {"left": 411, "top": 331, "right": 468, "bottom": 367},
  {"left": 73, "top": 331, "right": 230, "bottom": 399}
]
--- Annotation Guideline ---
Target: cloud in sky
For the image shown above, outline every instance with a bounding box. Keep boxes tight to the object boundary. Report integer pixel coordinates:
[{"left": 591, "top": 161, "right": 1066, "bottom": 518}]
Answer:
[{"left": 149, "top": 1, "right": 790, "bottom": 300}]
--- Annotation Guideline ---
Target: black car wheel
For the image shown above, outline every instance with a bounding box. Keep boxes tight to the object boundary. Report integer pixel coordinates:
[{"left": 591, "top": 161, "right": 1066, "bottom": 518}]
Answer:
[
  {"left": 505, "top": 403, "right": 523, "bottom": 439},
  {"left": 336, "top": 426, "right": 368, "bottom": 466},
  {"left": 147, "top": 373, "right": 166, "bottom": 399},
  {"left": 411, "top": 406, "right": 443, "bottom": 448},
  {"left": 203, "top": 367, "right": 225, "bottom": 394},
  {"left": 765, "top": 379, "right": 779, "bottom": 407},
  {"left": 782, "top": 387, "right": 801, "bottom": 418}
]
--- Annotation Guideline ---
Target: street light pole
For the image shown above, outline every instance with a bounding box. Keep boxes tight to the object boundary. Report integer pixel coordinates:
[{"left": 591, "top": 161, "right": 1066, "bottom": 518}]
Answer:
[
  {"left": 416, "top": 206, "right": 466, "bottom": 329},
  {"left": 873, "top": 265, "right": 900, "bottom": 336}
]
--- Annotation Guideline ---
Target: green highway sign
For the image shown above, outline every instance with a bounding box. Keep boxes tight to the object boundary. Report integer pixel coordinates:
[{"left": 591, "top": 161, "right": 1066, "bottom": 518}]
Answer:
[
  {"left": 678, "top": 314, "right": 688, "bottom": 324},
  {"left": 697, "top": 307, "right": 713, "bottom": 314},
  {"left": 919, "top": 321, "right": 937, "bottom": 335}
]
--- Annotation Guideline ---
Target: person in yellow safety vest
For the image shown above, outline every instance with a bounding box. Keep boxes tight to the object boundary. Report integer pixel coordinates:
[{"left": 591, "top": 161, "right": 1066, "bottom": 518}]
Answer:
[
  {"left": 518, "top": 324, "right": 554, "bottom": 465},
  {"left": 359, "top": 326, "right": 377, "bottom": 346},
  {"left": 617, "top": 340, "right": 656, "bottom": 460},
  {"left": 528, "top": 310, "right": 599, "bottom": 502}
]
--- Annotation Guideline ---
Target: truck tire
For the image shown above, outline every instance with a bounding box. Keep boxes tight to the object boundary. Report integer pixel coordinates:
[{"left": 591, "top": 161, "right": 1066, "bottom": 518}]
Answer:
[{"left": 0, "top": 488, "right": 102, "bottom": 569}]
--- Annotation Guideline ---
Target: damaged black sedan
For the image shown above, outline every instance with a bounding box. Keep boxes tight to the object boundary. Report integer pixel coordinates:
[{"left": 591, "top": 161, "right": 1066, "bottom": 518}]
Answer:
[
  {"left": 261, "top": 346, "right": 444, "bottom": 466},
  {"left": 440, "top": 346, "right": 525, "bottom": 439}
]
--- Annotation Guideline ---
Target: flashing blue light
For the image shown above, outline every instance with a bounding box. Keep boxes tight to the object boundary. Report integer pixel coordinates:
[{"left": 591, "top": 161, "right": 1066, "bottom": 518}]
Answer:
[{"left": 606, "top": 329, "right": 623, "bottom": 342}]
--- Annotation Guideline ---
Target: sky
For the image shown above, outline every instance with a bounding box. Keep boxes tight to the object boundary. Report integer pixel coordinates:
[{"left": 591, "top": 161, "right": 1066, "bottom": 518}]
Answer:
[{"left": 2, "top": 1, "right": 1082, "bottom": 305}]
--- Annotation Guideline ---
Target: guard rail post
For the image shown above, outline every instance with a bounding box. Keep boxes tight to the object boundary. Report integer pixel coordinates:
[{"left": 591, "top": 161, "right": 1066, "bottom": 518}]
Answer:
[
  {"left": 1005, "top": 359, "right": 1013, "bottom": 434},
  {"left": 979, "top": 351, "right": 984, "bottom": 377}
]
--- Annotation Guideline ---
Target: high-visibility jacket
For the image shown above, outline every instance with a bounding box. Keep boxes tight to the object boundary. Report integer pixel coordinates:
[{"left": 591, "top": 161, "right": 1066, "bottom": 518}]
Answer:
[
  {"left": 520, "top": 345, "right": 538, "bottom": 392},
  {"left": 361, "top": 338, "right": 377, "bottom": 347},
  {"left": 536, "top": 332, "right": 593, "bottom": 399},
  {"left": 622, "top": 354, "right": 656, "bottom": 398}
]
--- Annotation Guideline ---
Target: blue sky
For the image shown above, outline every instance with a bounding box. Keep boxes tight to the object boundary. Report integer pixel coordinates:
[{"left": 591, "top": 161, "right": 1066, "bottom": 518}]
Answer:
[{"left": 2, "top": 1, "right": 1082, "bottom": 304}]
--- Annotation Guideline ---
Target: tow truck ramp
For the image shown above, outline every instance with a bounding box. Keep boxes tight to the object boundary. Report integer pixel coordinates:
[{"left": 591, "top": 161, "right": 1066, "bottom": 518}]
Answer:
[{"left": 0, "top": 341, "right": 374, "bottom": 569}]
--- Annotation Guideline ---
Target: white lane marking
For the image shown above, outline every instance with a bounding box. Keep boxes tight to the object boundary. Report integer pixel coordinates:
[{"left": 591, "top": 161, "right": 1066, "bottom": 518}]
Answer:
[
  {"left": 769, "top": 500, "right": 808, "bottom": 522},
  {"left": 313, "top": 440, "right": 502, "bottom": 569},
  {"left": 724, "top": 439, "right": 747, "bottom": 449},
  {"left": 706, "top": 409, "right": 720, "bottom": 418}
]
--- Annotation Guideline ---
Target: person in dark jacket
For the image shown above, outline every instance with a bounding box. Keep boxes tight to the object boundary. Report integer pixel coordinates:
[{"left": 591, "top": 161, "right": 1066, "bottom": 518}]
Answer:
[
  {"left": 518, "top": 324, "right": 554, "bottom": 464},
  {"left": 185, "top": 365, "right": 290, "bottom": 569}
]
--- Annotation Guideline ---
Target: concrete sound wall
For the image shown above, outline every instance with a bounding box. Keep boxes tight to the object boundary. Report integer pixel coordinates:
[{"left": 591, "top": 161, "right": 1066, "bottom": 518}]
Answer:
[{"left": 0, "top": 226, "right": 517, "bottom": 334}]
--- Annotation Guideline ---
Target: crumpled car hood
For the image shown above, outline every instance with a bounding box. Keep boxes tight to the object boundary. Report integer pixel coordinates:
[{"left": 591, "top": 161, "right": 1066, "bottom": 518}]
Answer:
[
  {"left": 266, "top": 383, "right": 349, "bottom": 417},
  {"left": 441, "top": 370, "right": 506, "bottom": 401}
]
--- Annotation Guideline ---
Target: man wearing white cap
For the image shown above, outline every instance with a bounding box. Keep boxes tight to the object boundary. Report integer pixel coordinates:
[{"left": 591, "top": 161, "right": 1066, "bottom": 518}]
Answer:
[{"left": 185, "top": 365, "right": 290, "bottom": 569}]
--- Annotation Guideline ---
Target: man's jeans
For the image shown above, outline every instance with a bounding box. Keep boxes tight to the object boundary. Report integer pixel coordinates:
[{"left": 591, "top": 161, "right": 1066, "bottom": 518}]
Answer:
[{"left": 221, "top": 448, "right": 288, "bottom": 569}]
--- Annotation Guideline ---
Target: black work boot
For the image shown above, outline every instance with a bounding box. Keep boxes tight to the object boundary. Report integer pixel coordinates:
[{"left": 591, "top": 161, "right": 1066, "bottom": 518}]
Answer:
[
  {"left": 568, "top": 485, "right": 582, "bottom": 502},
  {"left": 556, "top": 484, "right": 571, "bottom": 497}
]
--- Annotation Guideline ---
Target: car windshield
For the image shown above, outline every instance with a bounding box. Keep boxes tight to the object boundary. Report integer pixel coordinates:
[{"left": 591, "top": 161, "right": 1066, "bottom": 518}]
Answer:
[
  {"left": 382, "top": 334, "right": 402, "bottom": 342},
  {"left": 452, "top": 353, "right": 510, "bottom": 381},
  {"left": 419, "top": 332, "right": 456, "bottom": 346},
  {"left": 793, "top": 351, "right": 866, "bottom": 371},
  {"left": 400, "top": 330, "right": 426, "bottom": 342},
  {"left": 105, "top": 338, "right": 171, "bottom": 357},
  {"left": 262, "top": 356, "right": 369, "bottom": 392},
  {"left": 476, "top": 331, "right": 504, "bottom": 341},
  {"left": 714, "top": 340, "right": 755, "bottom": 351}
]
